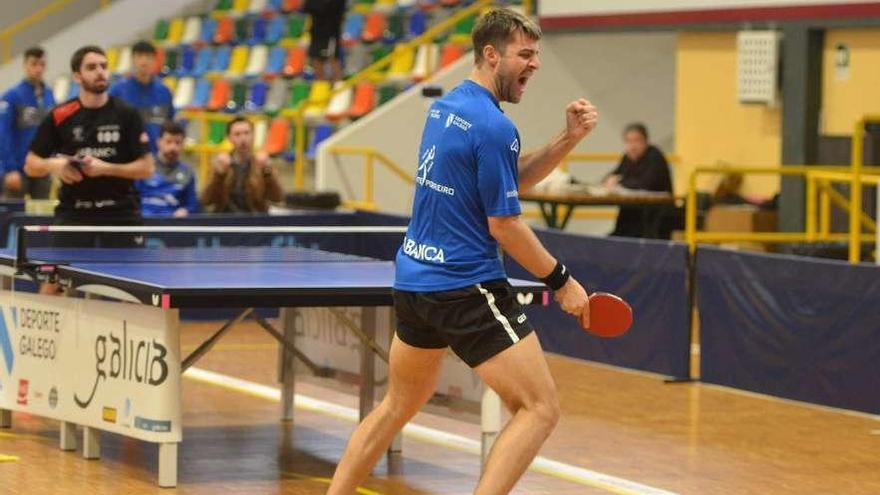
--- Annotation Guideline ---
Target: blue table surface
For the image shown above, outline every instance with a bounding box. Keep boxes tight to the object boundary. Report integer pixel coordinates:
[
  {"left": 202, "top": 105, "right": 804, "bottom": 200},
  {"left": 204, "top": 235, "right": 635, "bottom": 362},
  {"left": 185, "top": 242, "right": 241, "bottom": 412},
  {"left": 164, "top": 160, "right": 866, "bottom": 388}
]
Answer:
[{"left": 0, "top": 247, "right": 544, "bottom": 291}]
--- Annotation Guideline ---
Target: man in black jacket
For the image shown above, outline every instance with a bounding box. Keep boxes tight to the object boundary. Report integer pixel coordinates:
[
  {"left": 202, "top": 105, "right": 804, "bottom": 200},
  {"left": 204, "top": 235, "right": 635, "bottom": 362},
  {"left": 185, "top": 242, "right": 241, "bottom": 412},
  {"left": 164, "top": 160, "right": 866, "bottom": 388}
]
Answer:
[{"left": 604, "top": 122, "right": 673, "bottom": 238}]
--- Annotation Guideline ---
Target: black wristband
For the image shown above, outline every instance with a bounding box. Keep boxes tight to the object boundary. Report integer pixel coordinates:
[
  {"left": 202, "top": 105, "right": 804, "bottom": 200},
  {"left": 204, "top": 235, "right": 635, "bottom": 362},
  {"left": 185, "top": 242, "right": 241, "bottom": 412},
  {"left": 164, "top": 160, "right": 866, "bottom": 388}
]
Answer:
[{"left": 541, "top": 262, "right": 570, "bottom": 291}]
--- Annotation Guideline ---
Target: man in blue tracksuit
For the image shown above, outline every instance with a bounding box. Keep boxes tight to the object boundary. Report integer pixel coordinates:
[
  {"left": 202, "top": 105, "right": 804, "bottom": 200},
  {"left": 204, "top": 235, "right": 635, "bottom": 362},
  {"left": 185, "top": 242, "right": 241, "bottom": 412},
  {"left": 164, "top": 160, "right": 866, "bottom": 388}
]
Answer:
[
  {"left": 109, "top": 40, "right": 174, "bottom": 154},
  {"left": 0, "top": 46, "right": 56, "bottom": 198},
  {"left": 136, "top": 121, "right": 199, "bottom": 217}
]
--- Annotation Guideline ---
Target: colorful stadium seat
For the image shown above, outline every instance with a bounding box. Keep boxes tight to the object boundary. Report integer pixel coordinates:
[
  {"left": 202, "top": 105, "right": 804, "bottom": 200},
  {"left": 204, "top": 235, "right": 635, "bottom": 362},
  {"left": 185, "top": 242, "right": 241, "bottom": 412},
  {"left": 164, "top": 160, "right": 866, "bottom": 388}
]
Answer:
[
  {"left": 411, "top": 43, "right": 438, "bottom": 81},
  {"left": 182, "top": 16, "right": 202, "bottom": 44},
  {"left": 282, "top": 46, "right": 306, "bottom": 77},
  {"left": 306, "top": 123, "right": 334, "bottom": 159},
  {"left": 190, "top": 78, "right": 213, "bottom": 108},
  {"left": 245, "top": 45, "right": 269, "bottom": 76},
  {"left": 226, "top": 45, "right": 250, "bottom": 76},
  {"left": 247, "top": 81, "right": 269, "bottom": 110},
  {"left": 211, "top": 45, "right": 233, "bottom": 73},
  {"left": 324, "top": 82, "right": 352, "bottom": 121},
  {"left": 116, "top": 46, "right": 132, "bottom": 74},
  {"left": 200, "top": 17, "right": 218, "bottom": 43},
  {"left": 214, "top": 17, "right": 235, "bottom": 44},
  {"left": 304, "top": 80, "right": 332, "bottom": 119},
  {"left": 207, "top": 79, "right": 232, "bottom": 111},
  {"left": 177, "top": 45, "right": 197, "bottom": 76},
  {"left": 173, "top": 77, "right": 195, "bottom": 108},
  {"left": 342, "top": 13, "right": 365, "bottom": 48},
  {"left": 263, "top": 117, "right": 290, "bottom": 155},
  {"left": 347, "top": 82, "right": 376, "bottom": 119},
  {"left": 265, "top": 15, "right": 286, "bottom": 44},
  {"left": 192, "top": 46, "right": 214, "bottom": 77},
  {"left": 439, "top": 42, "right": 465, "bottom": 68},
  {"left": 167, "top": 17, "right": 185, "bottom": 44},
  {"left": 265, "top": 46, "right": 287, "bottom": 77},
  {"left": 265, "top": 78, "right": 289, "bottom": 112},
  {"left": 288, "top": 79, "right": 310, "bottom": 107},
  {"left": 361, "top": 12, "right": 386, "bottom": 43}
]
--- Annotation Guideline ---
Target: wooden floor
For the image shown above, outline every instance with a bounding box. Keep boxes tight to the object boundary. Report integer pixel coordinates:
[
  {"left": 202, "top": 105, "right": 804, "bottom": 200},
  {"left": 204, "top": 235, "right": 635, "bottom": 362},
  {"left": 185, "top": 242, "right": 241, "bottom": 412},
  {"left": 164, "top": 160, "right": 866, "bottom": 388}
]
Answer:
[{"left": 1, "top": 320, "right": 879, "bottom": 494}]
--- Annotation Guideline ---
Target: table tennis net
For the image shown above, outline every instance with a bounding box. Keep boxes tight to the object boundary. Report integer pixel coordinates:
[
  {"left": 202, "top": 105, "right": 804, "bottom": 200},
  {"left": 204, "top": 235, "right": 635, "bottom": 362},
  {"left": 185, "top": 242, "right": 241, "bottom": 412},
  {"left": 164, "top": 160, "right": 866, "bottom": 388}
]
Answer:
[{"left": 14, "top": 228, "right": 406, "bottom": 264}]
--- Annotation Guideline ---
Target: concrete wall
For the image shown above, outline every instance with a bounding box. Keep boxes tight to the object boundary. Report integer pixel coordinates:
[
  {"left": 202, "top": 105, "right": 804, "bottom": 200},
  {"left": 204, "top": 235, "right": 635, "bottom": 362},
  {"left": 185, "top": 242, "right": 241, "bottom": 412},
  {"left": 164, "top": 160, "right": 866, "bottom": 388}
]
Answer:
[
  {"left": 317, "top": 31, "right": 677, "bottom": 234},
  {"left": 0, "top": 0, "right": 211, "bottom": 90}
]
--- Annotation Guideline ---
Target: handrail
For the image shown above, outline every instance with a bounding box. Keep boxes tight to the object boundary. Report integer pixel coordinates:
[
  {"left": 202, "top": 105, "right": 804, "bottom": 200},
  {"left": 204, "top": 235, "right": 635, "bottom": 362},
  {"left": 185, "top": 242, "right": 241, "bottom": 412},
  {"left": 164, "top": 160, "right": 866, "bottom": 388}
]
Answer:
[
  {"left": 685, "top": 164, "right": 880, "bottom": 262},
  {"left": 0, "top": 0, "right": 110, "bottom": 63}
]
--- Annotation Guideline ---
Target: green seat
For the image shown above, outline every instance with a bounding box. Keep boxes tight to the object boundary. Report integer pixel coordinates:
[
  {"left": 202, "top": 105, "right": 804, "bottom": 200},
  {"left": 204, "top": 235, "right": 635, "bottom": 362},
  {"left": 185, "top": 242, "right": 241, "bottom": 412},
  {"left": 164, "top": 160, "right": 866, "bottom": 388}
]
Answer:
[
  {"left": 453, "top": 15, "right": 476, "bottom": 37},
  {"left": 229, "top": 81, "right": 247, "bottom": 111},
  {"left": 208, "top": 120, "right": 226, "bottom": 145},
  {"left": 385, "top": 11, "right": 405, "bottom": 41},
  {"left": 371, "top": 45, "right": 392, "bottom": 63},
  {"left": 235, "top": 17, "right": 250, "bottom": 42},
  {"left": 378, "top": 85, "right": 398, "bottom": 105},
  {"left": 287, "top": 15, "right": 305, "bottom": 39},
  {"left": 288, "top": 79, "right": 311, "bottom": 108},
  {"left": 163, "top": 48, "right": 179, "bottom": 73},
  {"left": 153, "top": 19, "right": 169, "bottom": 41},
  {"left": 215, "top": 0, "right": 232, "bottom": 11}
]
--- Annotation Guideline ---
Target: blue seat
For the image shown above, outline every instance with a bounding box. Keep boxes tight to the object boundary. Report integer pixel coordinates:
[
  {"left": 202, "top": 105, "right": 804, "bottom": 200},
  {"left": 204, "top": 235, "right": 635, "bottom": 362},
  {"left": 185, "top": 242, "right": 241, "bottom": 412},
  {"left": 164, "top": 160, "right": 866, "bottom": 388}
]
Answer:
[
  {"left": 200, "top": 17, "right": 218, "bottom": 44},
  {"left": 265, "top": 46, "right": 287, "bottom": 76},
  {"left": 68, "top": 81, "right": 80, "bottom": 99},
  {"left": 267, "top": 0, "right": 283, "bottom": 12},
  {"left": 342, "top": 13, "right": 364, "bottom": 47},
  {"left": 190, "top": 78, "right": 212, "bottom": 108},
  {"left": 246, "top": 81, "right": 268, "bottom": 111},
  {"left": 306, "top": 124, "right": 334, "bottom": 159},
  {"left": 265, "top": 16, "right": 286, "bottom": 44},
  {"left": 407, "top": 11, "right": 427, "bottom": 38},
  {"left": 192, "top": 46, "right": 213, "bottom": 77},
  {"left": 177, "top": 45, "right": 196, "bottom": 76},
  {"left": 250, "top": 17, "right": 268, "bottom": 45},
  {"left": 211, "top": 45, "right": 232, "bottom": 72}
]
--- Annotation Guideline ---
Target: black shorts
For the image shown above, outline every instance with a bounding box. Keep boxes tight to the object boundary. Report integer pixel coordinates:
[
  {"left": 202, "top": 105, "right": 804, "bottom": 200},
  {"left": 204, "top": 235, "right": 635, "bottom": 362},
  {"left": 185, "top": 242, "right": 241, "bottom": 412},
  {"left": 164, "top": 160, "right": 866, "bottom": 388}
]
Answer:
[
  {"left": 308, "top": 24, "right": 342, "bottom": 60},
  {"left": 50, "top": 217, "right": 144, "bottom": 249},
  {"left": 393, "top": 279, "right": 534, "bottom": 368}
]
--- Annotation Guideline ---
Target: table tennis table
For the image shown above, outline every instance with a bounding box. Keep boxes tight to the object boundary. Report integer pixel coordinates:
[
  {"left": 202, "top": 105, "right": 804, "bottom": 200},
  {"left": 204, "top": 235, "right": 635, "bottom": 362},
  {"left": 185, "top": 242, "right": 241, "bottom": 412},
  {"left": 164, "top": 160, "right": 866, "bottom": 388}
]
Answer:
[{"left": 0, "top": 244, "right": 547, "bottom": 487}]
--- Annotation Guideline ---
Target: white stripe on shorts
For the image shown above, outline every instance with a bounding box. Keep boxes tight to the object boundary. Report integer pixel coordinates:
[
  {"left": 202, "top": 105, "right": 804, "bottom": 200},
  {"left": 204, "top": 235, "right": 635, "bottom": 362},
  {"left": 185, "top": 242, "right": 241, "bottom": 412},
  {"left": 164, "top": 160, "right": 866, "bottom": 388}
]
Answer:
[{"left": 477, "top": 283, "right": 519, "bottom": 344}]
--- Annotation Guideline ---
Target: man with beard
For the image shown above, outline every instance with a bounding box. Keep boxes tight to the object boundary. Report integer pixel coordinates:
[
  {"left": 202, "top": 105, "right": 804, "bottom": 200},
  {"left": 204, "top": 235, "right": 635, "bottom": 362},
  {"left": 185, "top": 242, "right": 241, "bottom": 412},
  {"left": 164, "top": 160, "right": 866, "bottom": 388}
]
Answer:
[
  {"left": 25, "top": 45, "right": 154, "bottom": 252},
  {"left": 0, "top": 46, "right": 55, "bottom": 199},
  {"left": 200, "top": 116, "right": 282, "bottom": 213},
  {"left": 136, "top": 120, "right": 199, "bottom": 217},
  {"left": 328, "top": 8, "right": 599, "bottom": 495}
]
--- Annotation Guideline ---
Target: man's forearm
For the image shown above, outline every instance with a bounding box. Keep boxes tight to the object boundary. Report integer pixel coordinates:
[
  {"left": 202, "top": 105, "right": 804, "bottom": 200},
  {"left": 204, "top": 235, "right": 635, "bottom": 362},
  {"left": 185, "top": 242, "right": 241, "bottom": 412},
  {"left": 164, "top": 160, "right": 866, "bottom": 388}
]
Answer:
[
  {"left": 518, "top": 130, "right": 579, "bottom": 191},
  {"left": 101, "top": 155, "right": 155, "bottom": 180},
  {"left": 489, "top": 215, "right": 557, "bottom": 280},
  {"left": 24, "top": 152, "right": 63, "bottom": 177}
]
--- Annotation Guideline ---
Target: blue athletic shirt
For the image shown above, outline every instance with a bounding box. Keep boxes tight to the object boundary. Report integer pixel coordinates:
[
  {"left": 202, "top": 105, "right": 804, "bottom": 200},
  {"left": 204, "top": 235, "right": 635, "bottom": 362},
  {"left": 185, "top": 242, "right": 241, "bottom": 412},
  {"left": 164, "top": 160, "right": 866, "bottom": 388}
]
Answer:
[
  {"left": 0, "top": 80, "right": 55, "bottom": 174},
  {"left": 135, "top": 155, "right": 200, "bottom": 217},
  {"left": 109, "top": 76, "right": 174, "bottom": 154},
  {"left": 394, "top": 80, "right": 522, "bottom": 292}
]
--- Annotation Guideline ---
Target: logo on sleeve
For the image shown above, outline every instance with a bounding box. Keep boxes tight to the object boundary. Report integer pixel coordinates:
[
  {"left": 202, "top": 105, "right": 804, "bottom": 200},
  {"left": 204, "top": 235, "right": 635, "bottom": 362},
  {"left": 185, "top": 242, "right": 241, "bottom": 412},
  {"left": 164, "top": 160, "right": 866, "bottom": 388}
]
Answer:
[
  {"left": 445, "top": 113, "right": 472, "bottom": 132},
  {"left": 510, "top": 138, "right": 520, "bottom": 153}
]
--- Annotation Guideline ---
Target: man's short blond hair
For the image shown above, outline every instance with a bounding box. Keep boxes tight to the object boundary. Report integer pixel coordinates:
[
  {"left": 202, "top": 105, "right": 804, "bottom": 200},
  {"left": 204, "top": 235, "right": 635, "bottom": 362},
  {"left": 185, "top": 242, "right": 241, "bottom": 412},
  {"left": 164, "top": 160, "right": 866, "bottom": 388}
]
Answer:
[{"left": 472, "top": 8, "right": 542, "bottom": 65}]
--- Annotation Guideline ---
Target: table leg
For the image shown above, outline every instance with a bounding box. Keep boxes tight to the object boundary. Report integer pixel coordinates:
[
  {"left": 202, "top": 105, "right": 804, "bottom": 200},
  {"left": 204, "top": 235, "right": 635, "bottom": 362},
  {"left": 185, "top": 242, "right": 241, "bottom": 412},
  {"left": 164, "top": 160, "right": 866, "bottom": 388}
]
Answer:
[
  {"left": 359, "top": 308, "right": 377, "bottom": 421},
  {"left": 480, "top": 386, "right": 502, "bottom": 472},
  {"left": 82, "top": 426, "right": 100, "bottom": 459},
  {"left": 59, "top": 421, "right": 76, "bottom": 451},
  {"left": 558, "top": 205, "right": 576, "bottom": 230},
  {"left": 278, "top": 308, "right": 299, "bottom": 423},
  {"left": 158, "top": 442, "right": 178, "bottom": 487}
]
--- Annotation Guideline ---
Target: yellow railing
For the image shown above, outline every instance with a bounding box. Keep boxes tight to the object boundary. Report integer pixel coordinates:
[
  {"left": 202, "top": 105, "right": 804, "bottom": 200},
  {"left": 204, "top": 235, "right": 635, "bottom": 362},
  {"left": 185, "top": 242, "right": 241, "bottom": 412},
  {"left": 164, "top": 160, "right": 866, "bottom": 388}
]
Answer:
[
  {"left": 325, "top": 145, "right": 412, "bottom": 210},
  {"left": 685, "top": 165, "right": 880, "bottom": 261},
  {"left": 0, "top": 0, "right": 110, "bottom": 63}
]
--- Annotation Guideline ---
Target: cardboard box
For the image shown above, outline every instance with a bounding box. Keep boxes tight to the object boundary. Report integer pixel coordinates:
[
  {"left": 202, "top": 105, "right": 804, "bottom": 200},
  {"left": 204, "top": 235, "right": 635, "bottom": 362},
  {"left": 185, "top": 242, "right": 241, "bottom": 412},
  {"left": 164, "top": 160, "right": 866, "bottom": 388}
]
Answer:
[{"left": 704, "top": 206, "right": 778, "bottom": 252}]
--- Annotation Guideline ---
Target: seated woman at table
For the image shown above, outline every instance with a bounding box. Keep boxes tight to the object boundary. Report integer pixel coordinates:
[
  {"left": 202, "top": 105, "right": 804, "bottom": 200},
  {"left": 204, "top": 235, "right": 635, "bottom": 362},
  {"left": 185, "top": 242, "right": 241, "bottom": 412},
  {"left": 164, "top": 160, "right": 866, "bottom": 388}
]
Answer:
[{"left": 603, "top": 122, "right": 673, "bottom": 238}]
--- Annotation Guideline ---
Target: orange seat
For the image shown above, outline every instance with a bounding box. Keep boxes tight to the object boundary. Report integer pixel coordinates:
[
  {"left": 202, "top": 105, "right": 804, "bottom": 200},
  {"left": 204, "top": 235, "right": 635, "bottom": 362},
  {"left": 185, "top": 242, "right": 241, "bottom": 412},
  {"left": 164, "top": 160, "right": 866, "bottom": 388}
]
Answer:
[
  {"left": 348, "top": 82, "right": 376, "bottom": 119},
  {"left": 151, "top": 46, "right": 166, "bottom": 75},
  {"left": 263, "top": 117, "right": 290, "bottom": 155},
  {"left": 207, "top": 79, "right": 232, "bottom": 111},
  {"left": 282, "top": 46, "right": 306, "bottom": 77},
  {"left": 361, "top": 12, "right": 385, "bottom": 43},
  {"left": 214, "top": 17, "right": 235, "bottom": 44},
  {"left": 440, "top": 43, "right": 466, "bottom": 68},
  {"left": 281, "top": 0, "right": 301, "bottom": 12}
]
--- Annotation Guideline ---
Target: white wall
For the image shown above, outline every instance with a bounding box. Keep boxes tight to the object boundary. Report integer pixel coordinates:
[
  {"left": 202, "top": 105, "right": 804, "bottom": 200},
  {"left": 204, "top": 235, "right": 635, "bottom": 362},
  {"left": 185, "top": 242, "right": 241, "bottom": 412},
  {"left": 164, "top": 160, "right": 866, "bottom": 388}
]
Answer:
[
  {"left": 539, "top": 0, "right": 880, "bottom": 17},
  {"left": 317, "top": 31, "right": 677, "bottom": 235},
  {"left": 0, "top": 0, "right": 210, "bottom": 90}
]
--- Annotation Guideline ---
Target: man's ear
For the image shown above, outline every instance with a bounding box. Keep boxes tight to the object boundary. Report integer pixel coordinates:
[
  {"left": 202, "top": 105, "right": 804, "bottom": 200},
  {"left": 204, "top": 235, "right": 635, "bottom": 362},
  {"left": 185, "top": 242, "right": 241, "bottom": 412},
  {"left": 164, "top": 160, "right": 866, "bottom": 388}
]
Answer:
[{"left": 483, "top": 44, "right": 500, "bottom": 67}]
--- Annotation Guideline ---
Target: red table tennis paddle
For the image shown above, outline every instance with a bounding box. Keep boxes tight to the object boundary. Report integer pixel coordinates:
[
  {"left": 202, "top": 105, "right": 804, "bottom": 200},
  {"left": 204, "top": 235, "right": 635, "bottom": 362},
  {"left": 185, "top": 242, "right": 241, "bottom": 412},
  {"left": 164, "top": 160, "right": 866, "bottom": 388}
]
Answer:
[{"left": 581, "top": 292, "right": 632, "bottom": 337}]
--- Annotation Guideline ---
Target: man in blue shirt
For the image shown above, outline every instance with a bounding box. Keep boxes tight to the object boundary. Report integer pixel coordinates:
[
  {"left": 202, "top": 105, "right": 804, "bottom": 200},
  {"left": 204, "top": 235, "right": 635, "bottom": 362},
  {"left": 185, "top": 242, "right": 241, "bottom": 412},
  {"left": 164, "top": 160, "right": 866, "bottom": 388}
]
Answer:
[
  {"left": 330, "top": 8, "right": 599, "bottom": 494},
  {"left": 109, "top": 41, "right": 174, "bottom": 153},
  {"left": 136, "top": 121, "right": 199, "bottom": 217},
  {"left": 0, "top": 46, "right": 55, "bottom": 198}
]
